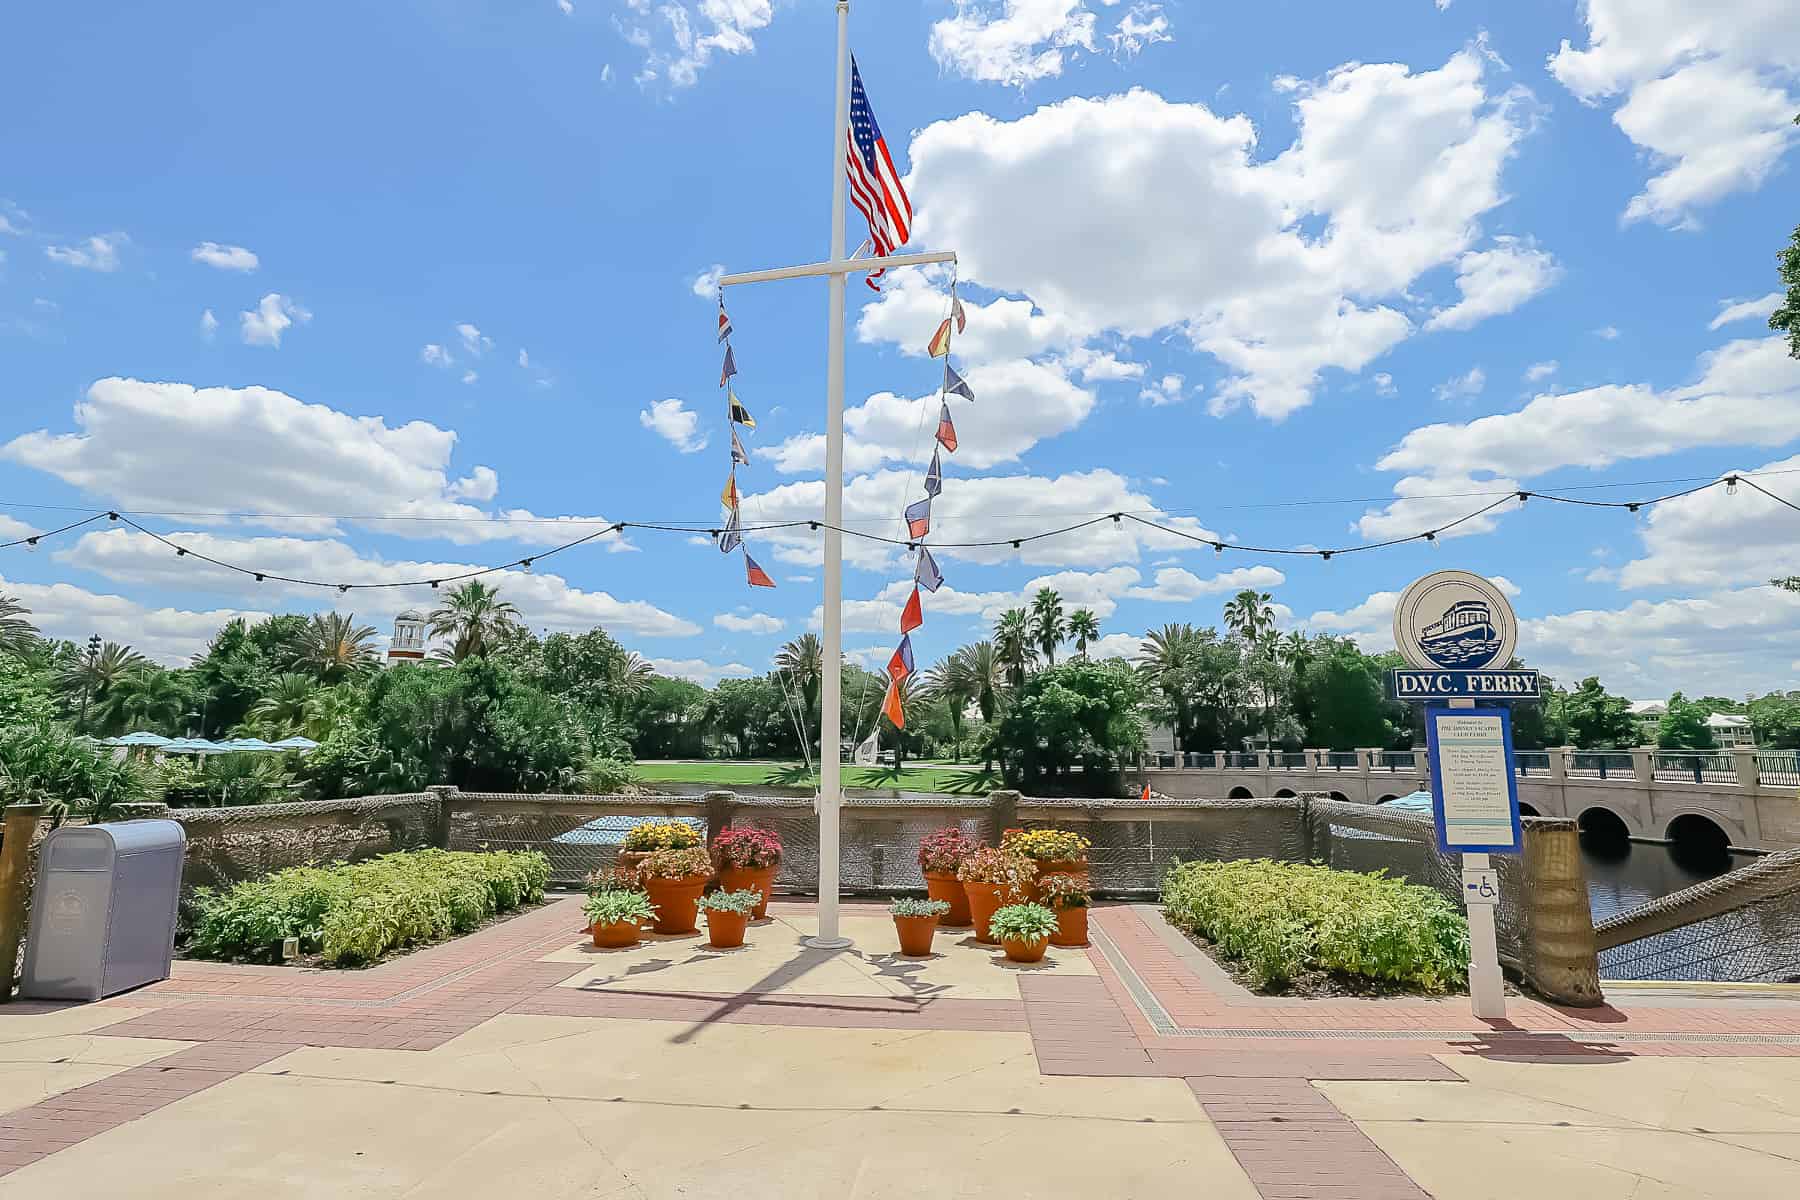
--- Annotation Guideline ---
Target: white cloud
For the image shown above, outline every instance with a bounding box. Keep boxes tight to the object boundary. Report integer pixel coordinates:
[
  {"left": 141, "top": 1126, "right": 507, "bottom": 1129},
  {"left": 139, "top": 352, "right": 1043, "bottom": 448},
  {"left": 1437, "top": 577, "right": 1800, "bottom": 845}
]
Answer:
[
  {"left": 601, "top": 63, "right": 613, "bottom": 83},
  {"left": 1424, "top": 237, "right": 1560, "bottom": 331},
  {"left": 1109, "top": 4, "right": 1171, "bottom": 58},
  {"left": 1138, "top": 373, "right": 1185, "bottom": 406},
  {"left": 907, "top": 47, "right": 1532, "bottom": 419},
  {"left": 45, "top": 233, "right": 125, "bottom": 272},
  {"left": 517, "top": 348, "right": 531, "bottom": 368},
  {"left": 447, "top": 466, "right": 499, "bottom": 502},
  {"left": 768, "top": 357, "right": 1094, "bottom": 473},
  {"left": 54, "top": 529, "right": 701, "bottom": 640},
  {"left": 1309, "top": 575, "right": 1516, "bottom": 650},
  {"left": 1613, "top": 454, "right": 1800, "bottom": 590},
  {"left": 1548, "top": 1, "right": 1800, "bottom": 227},
  {"left": 929, "top": 0, "right": 1098, "bottom": 86},
  {"left": 1711, "top": 292, "right": 1784, "bottom": 330},
  {"left": 639, "top": 398, "right": 710, "bottom": 454},
  {"left": 1524, "top": 360, "right": 1557, "bottom": 382},
  {"left": 1595, "top": 325, "right": 1621, "bottom": 340},
  {"left": 630, "top": 0, "right": 773, "bottom": 88},
  {"left": 1087, "top": 631, "right": 1142, "bottom": 660},
  {"left": 856, "top": 268, "right": 1086, "bottom": 364},
  {"left": 691, "top": 264, "right": 724, "bottom": 297},
  {"left": 1433, "top": 366, "right": 1486, "bottom": 402},
  {"left": 1123, "top": 564, "right": 1285, "bottom": 602},
  {"left": 2, "top": 378, "right": 629, "bottom": 548},
  {"left": 647, "top": 657, "right": 754, "bottom": 687},
  {"left": 1356, "top": 470, "right": 1521, "bottom": 542},
  {"left": 460, "top": 370, "right": 479, "bottom": 386},
  {"left": 1063, "top": 347, "right": 1146, "bottom": 382},
  {"left": 422, "top": 343, "right": 453, "bottom": 367},
  {"left": 558, "top": 0, "right": 574, "bottom": 12},
  {"left": 456, "top": 323, "right": 493, "bottom": 356},
  {"left": 190, "top": 242, "right": 259, "bottom": 272},
  {"left": 0, "top": 574, "right": 269, "bottom": 666},
  {"left": 714, "top": 611, "right": 784, "bottom": 634},
  {"left": 1372, "top": 372, "right": 1397, "bottom": 396},
  {"left": 240, "top": 293, "right": 310, "bottom": 347},
  {"left": 199, "top": 309, "right": 219, "bottom": 341}
]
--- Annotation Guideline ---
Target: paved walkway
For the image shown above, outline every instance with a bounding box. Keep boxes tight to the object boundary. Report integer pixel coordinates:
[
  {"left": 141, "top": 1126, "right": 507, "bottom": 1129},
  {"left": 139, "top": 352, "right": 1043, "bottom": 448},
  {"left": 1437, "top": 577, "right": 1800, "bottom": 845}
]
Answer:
[{"left": 0, "top": 898, "right": 1796, "bottom": 1197}]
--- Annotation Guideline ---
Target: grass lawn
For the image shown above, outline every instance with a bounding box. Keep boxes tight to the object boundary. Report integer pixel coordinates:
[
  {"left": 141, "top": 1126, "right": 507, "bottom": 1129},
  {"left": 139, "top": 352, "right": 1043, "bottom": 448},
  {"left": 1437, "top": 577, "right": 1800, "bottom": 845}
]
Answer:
[{"left": 634, "top": 760, "right": 1000, "bottom": 795}]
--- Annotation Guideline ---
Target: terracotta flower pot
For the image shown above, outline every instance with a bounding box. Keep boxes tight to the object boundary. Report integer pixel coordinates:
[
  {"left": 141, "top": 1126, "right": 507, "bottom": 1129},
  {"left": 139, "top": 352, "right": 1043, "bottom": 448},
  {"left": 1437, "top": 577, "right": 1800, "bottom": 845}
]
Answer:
[
  {"left": 893, "top": 914, "right": 939, "bottom": 957},
  {"left": 642, "top": 872, "right": 709, "bottom": 934},
  {"left": 719, "top": 864, "right": 777, "bottom": 919},
  {"left": 962, "top": 881, "right": 1015, "bottom": 944},
  {"left": 923, "top": 871, "right": 971, "bottom": 926},
  {"left": 1026, "top": 859, "right": 1087, "bottom": 904},
  {"left": 705, "top": 908, "right": 750, "bottom": 949},
  {"left": 591, "top": 919, "right": 642, "bottom": 949},
  {"left": 1002, "top": 935, "right": 1050, "bottom": 964},
  {"left": 615, "top": 849, "right": 652, "bottom": 878},
  {"left": 1050, "top": 905, "right": 1088, "bottom": 948}
]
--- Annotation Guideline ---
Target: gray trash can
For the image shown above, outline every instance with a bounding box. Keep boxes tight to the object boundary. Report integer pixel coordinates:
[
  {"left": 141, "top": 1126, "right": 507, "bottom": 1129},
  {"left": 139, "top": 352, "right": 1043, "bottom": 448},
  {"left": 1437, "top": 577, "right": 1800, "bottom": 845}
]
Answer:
[{"left": 20, "top": 819, "right": 186, "bottom": 1001}]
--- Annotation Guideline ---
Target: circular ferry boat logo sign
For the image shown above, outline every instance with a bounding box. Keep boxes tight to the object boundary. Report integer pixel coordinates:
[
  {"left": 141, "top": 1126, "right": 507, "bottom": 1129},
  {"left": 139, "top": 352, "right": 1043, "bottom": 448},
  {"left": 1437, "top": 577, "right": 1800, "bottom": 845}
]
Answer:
[{"left": 1391, "top": 570, "right": 1517, "bottom": 671}]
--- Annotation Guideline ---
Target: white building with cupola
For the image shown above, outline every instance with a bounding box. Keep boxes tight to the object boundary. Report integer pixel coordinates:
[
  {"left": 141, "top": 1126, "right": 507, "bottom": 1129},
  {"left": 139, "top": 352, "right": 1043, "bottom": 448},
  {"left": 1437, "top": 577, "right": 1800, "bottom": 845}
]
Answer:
[{"left": 386, "top": 609, "right": 428, "bottom": 665}]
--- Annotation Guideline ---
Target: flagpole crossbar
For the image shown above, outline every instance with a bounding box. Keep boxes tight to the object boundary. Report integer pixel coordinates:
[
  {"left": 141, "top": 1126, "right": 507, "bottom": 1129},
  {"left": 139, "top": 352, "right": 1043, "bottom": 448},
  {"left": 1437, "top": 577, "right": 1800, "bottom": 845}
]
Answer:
[{"left": 717, "top": 249, "right": 956, "bottom": 288}]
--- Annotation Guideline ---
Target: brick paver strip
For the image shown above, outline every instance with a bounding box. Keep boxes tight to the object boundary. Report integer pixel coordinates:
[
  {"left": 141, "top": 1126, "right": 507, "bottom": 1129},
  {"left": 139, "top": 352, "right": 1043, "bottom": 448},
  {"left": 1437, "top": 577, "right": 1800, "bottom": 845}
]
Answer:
[{"left": 1188, "top": 1078, "right": 1432, "bottom": 1200}]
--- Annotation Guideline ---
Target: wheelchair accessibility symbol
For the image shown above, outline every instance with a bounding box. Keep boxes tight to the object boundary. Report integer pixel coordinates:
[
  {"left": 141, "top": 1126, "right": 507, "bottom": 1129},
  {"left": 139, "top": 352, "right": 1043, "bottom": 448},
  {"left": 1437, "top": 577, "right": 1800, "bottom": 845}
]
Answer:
[{"left": 1461, "top": 868, "right": 1499, "bottom": 906}]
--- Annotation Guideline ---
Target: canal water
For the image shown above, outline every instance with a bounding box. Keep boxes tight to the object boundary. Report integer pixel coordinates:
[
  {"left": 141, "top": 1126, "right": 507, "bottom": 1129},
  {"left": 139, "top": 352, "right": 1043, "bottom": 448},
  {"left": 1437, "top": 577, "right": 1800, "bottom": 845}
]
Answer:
[{"left": 1579, "top": 834, "right": 1752, "bottom": 923}]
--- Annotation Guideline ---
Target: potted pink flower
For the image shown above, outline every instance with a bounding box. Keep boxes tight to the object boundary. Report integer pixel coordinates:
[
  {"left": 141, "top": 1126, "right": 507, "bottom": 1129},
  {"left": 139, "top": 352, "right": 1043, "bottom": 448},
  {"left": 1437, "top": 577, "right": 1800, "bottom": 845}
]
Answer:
[{"left": 713, "top": 827, "right": 782, "bottom": 920}]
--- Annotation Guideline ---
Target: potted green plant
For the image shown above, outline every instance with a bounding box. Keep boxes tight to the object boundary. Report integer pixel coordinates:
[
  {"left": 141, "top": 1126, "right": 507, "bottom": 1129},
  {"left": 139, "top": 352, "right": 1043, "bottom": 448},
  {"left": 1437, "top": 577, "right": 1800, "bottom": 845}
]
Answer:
[
  {"left": 955, "top": 845, "right": 1036, "bottom": 944},
  {"left": 917, "top": 826, "right": 976, "bottom": 926},
  {"left": 697, "top": 888, "right": 761, "bottom": 949},
  {"left": 713, "top": 827, "right": 782, "bottom": 920},
  {"left": 618, "top": 819, "right": 703, "bottom": 876},
  {"left": 987, "top": 902, "right": 1059, "bottom": 963},
  {"left": 1037, "top": 872, "right": 1090, "bottom": 947},
  {"left": 1002, "top": 828, "right": 1091, "bottom": 903},
  {"left": 889, "top": 897, "right": 951, "bottom": 957},
  {"left": 637, "top": 846, "right": 713, "bottom": 934},
  {"left": 585, "top": 890, "right": 657, "bottom": 948}
]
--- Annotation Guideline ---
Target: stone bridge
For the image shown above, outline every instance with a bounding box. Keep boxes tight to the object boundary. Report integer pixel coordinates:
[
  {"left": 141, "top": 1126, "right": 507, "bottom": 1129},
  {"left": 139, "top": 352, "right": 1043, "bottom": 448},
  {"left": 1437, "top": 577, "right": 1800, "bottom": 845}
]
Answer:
[{"left": 1136, "top": 747, "right": 1800, "bottom": 853}]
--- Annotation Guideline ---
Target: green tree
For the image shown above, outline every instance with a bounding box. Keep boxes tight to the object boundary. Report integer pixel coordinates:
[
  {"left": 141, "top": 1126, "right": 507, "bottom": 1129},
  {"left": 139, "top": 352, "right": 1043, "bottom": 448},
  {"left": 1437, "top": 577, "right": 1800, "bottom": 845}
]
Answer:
[
  {"left": 1222, "top": 589, "right": 1276, "bottom": 644},
  {"left": 0, "top": 722, "right": 153, "bottom": 819},
  {"left": 1772, "top": 214, "right": 1800, "bottom": 359},
  {"left": 920, "top": 654, "right": 976, "bottom": 761},
  {"left": 775, "top": 634, "right": 823, "bottom": 723},
  {"left": 1030, "top": 588, "right": 1066, "bottom": 667},
  {"left": 427, "top": 581, "right": 523, "bottom": 662},
  {"left": 58, "top": 639, "right": 148, "bottom": 732},
  {"left": 958, "top": 642, "right": 1007, "bottom": 726},
  {"left": 294, "top": 612, "right": 380, "bottom": 681},
  {"left": 1656, "top": 691, "right": 1718, "bottom": 751},
  {"left": 624, "top": 676, "right": 709, "bottom": 758},
  {"left": 0, "top": 593, "right": 38, "bottom": 658},
  {"left": 0, "top": 654, "right": 57, "bottom": 729},
  {"left": 600, "top": 649, "right": 656, "bottom": 721},
  {"left": 988, "top": 660, "right": 1146, "bottom": 795},
  {"left": 1561, "top": 676, "right": 1638, "bottom": 748},
  {"left": 94, "top": 666, "right": 191, "bottom": 736},
  {"left": 245, "top": 672, "right": 321, "bottom": 739},
  {"left": 1296, "top": 638, "right": 1395, "bottom": 750},
  {"left": 1067, "top": 608, "right": 1100, "bottom": 659},
  {"left": 1749, "top": 691, "right": 1800, "bottom": 749},
  {"left": 1138, "top": 624, "right": 1249, "bottom": 751},
  {"left": 993, "top": 609, "right": 1036, "bottom": 689}
]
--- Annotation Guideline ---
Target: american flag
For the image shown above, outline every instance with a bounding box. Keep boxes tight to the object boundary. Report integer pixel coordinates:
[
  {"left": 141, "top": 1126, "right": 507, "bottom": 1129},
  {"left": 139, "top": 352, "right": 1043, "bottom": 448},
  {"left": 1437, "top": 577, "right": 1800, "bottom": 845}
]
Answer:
[{"left": 846, "top": 56, "right": 912, "bottom": 292}]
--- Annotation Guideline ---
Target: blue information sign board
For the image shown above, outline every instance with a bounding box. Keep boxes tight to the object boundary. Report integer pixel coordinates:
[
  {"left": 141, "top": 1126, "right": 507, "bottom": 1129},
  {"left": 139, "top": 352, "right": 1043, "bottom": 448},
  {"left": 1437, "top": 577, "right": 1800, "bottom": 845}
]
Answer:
[{"left": 1424, "top": 705, "right": 1523, "bottom": 855}]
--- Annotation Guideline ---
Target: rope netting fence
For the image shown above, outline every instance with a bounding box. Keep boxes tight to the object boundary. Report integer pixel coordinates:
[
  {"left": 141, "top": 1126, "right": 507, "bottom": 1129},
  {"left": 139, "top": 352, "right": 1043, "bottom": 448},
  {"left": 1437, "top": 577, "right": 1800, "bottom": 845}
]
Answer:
[{"left": 1595, "top": 846, "right": 1800, "bottom": 983}]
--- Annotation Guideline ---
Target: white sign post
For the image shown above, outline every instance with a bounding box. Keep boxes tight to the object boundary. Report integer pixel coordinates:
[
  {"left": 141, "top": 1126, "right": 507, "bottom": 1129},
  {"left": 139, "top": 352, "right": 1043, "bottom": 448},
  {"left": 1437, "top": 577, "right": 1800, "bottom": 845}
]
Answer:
[{"left": 1394, "top": 570, "right": 1531, "bottom": 1022}]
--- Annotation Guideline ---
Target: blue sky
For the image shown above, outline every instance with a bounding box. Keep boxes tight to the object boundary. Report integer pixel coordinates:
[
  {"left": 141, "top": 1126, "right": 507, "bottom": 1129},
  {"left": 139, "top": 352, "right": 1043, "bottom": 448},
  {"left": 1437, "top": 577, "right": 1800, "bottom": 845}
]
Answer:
[{"left": 2, "top": 0, "right": 1797, "bottom": 699}]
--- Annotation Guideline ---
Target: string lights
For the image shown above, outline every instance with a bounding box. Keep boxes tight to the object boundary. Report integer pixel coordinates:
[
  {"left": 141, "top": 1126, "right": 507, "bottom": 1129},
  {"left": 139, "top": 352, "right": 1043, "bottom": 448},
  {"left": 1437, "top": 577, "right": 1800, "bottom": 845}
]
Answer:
[{"left": 0, "top": 473, "right": 1788, "bottom": 594}]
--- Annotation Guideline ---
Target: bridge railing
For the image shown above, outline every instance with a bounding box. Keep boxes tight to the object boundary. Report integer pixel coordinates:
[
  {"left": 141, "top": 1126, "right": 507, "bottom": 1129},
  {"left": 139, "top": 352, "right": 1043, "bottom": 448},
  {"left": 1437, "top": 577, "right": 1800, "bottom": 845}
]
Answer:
[
  {"left": 1757, "top": 752, "right": 1800, "bottom": 788},
  {"left": 1653, "top": 752, "right": 1737, "bottom": 785}
]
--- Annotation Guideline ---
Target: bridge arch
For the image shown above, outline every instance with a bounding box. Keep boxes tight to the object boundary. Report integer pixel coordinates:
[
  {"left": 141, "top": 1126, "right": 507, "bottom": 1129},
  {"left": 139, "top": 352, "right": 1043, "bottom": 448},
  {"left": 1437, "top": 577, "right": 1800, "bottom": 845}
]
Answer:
[
  {"left": 1517, "top": 802, "right": 1540, "bottom": 817},
  {"left": 1665, "top": 812, "right": 1735, "bottom": 860},
  {"left": 1273, "top": 788, "right": 1297, "bottom": 799},
  {"left": 1376, "top": 793, "right": 1400, "bottom": 804},
  {"left": 1578, "top": 805, "right": 1632, "bottom": 844},
  {"left": 1328, "top": 790, "right": 1350, "bottom": 803},
  {"left": 1226, "top": 786, "right": 1254, "bottom": 800}
]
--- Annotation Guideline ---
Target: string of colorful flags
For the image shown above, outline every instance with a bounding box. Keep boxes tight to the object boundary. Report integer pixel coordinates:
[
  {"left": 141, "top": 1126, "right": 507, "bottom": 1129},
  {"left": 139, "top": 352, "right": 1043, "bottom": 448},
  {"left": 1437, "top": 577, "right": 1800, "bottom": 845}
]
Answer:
[
  {"left": 713, "top": 296, "right": 776, "bottom": 589},
  {"left": 877, "top": 278, "right": 972, "bottom": 734}
]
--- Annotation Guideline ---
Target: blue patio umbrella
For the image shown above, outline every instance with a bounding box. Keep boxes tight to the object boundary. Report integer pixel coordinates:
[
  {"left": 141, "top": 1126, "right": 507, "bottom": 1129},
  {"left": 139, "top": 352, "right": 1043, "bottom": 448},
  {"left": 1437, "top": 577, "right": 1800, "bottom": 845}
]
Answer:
[
  {"left": 112, "top": 731, "right": 174, "bottom": 747},
  {"left": 218, "top": 737, "right": 278, "bottom": 752},
  {"left": 271, "top": 736, "right": 319, "bottom": 751}
]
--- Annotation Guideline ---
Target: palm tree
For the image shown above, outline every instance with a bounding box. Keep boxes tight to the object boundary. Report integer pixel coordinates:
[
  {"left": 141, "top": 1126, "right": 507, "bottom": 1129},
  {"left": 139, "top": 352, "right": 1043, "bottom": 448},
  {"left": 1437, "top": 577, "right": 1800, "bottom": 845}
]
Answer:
[
  {"left": 959, "top": 642, "right": 1006, "bottom": 725},
  {"left": 1067, "top": 608, "right": 1100, "bottom": 659},
  {"left": 920, "top": 654, "right": 976, "bottom": 761},
  {"left": 93, "top": 667, "right": 187, "bottom": 736},
  {"left": 1776, "top": 577, "right": 1800, "bottom": 592},
  {"left": 1030, "top": 587, "right": 1066, "bottom": 666},
  {"left": 295, "top": 612, "right": 380, "bottom": 681},
  {"left": 303, "top": 683, "right": 363, "bottom": 741},
  {"left": 0, "top": 593, "right": 37, "bottom": 657},
  {"left": 246, "top": 673, "right": 320, "bottom": 738},
  {"left": 602, "top": 649, "right": 656, "bottom": 720},
  {"left": 427, "top": 581, "right": 522, "bottom": 662},
  {"left": 993, "top": 609, "right": 1036, "bottom": 689},
  {"left": 1222, "top": 589, "right": 1276, "bottom": 645},
  {"left": 775, "top": 634, "right": 824, "bottom": 746},
  {"left": 58, "top": 640, "right": 148, "bottom": 731}
]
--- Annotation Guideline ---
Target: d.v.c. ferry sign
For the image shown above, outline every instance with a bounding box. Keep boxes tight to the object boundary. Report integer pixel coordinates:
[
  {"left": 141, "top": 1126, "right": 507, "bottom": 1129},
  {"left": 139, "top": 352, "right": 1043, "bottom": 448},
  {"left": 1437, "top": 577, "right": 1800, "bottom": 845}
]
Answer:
[{"left": 1388, "top": 570, "right": 1539, "bottom": 701}]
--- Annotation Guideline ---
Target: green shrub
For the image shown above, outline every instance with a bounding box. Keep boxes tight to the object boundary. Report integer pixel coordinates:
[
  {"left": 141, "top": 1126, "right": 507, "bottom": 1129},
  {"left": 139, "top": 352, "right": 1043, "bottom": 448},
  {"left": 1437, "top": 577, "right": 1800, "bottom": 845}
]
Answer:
[
  {"left": 189, "top": 849, "right": 550, "bottom": 966},
  {"left": 1161, "top": 859, "right": 1469, "bottom": 993},
  {"left": 889, "top": 897, "right": 951, "bottom": 918}
]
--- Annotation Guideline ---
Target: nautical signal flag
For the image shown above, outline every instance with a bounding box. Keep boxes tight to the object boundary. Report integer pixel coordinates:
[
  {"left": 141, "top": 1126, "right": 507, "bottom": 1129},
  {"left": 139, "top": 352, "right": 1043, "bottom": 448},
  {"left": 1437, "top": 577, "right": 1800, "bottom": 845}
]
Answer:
[
  {"left": 1141, "top": 782, "right": 1151, "bottom": 800},
  {"left": 719, "top": 511, "right": 743, "bottom": 554},
  {"left": 915, "top": 545, "right": 943, "bottom": 592},
  {"left": 717, "top": 299, "right": 733, "bottom": 343},
  {"left": 944, "top": 362, "right": 975, "bottom": 403},
  {"left": 728, "top": 389, "right": 756, "bottom": 428},
  {"left": 927, "top": 317, "right": 952, "bottom": 358},
  {"left": 881, "top": 678, "right": 905, "bottom": 728},
  {"left": 900, "top": 585, "right": 923, "bottom": 634},
  {"left": 952, "top": 293, "right": 967, "bottom": 334},
  {"left": 721, "top": 470, "right": 739, "bottom": 511},
  {"left": 745, "top": 552, "right": 776, "bottom": 588},
  {"left": 720, "top": 344, "right": 737, "bottom": 387},
  {"left": 887, "top": 633, "right": 915, "bottom": 682},
  {"left": 924, "top": 448, "right": 942, "bottom": 497},
  {"left": 730, "top": 426, "right": 750, "bottom": 466},
  {"left": 905, "top": 497, "right": 931, "bottom": 539},
  {"left": 935, "top": 402, "right": 958, "bottom": 453}
]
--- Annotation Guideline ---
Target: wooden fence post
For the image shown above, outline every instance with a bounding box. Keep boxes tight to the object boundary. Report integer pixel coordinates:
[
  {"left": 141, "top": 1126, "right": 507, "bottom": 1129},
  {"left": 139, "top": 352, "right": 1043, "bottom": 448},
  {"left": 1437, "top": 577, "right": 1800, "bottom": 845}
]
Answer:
[
  {"left": 1522, "top": 818, "right": 1604, "bottom": 1006},
  {"left": 0, "top": 804, "right": 47, "bottom": 1003}
]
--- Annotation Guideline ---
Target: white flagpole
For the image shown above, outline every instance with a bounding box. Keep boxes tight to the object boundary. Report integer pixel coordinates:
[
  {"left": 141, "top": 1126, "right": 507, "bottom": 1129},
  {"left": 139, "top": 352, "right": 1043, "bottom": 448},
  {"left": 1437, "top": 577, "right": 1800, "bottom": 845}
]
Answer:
[{"left": 810, "top": 0, "right": 853, "bottom": 950}]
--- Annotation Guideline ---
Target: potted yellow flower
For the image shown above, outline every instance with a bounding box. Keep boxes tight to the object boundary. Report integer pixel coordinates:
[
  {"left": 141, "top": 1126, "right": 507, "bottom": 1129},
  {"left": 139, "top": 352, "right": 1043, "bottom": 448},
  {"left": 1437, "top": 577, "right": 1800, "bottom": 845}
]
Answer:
[
  {"left": 617, "top": 819, "right": 704, "bottom": 877},
  {"left": 1002, "top": 828, "right": 1091, "bottom": 903}
]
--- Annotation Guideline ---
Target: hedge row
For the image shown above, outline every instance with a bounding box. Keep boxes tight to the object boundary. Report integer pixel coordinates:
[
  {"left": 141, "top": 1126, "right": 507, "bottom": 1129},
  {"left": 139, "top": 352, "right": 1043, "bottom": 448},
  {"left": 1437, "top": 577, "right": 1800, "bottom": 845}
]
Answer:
[
  {"left": 188, "top": 849, "right": 550, "bottom": 965},
  {"left": 1161, "top": 859, "right": 1469, "bottom": 993}
]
